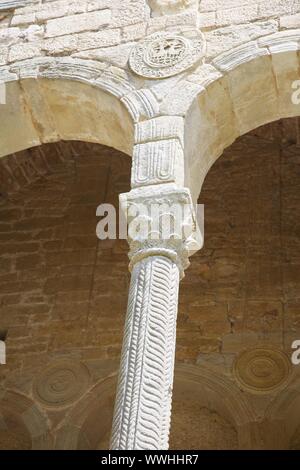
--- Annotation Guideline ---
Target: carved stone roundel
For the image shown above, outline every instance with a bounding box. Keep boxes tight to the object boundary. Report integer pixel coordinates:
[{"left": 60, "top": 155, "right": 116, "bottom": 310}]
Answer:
[
  {"left": 234, "top": 348, "right": 291, "bottom": 394},
  {"left": 33, "top": 360, "right": 90, "bottom": 407},
  {"left": 144, "top": 36, "right": 187, "bottom": 68},
  {"left": 129, "top": 32, "right": 205, "bottom": 79}
]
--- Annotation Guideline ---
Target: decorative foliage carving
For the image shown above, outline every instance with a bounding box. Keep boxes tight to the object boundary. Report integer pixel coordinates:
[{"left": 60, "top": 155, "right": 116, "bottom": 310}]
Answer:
[
  {"left": 110, "top": 186, "right": 202, "bottom": 449},
  {"left": 129, "top": 32, "right": 205, "bottom": 79}
]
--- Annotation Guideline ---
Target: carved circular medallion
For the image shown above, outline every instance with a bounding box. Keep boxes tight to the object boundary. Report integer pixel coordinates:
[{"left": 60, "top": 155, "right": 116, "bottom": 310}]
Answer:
[
  {"left": 234, "top": 348, "right": 291, "bottom": 394},
  {"left": 144, "top": 35, "right": 188, "bottom": 68},
  {"left": 129, "top": 32, "right": 205, "bottom": 78},
  {"left": 33, "top": 360, "right": 90, "bottom": 408}
]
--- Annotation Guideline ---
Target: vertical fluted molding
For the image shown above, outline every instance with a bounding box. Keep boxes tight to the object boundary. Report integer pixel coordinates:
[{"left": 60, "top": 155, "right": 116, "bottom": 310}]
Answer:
[{"left": 110, "top": 254, "right": 180, "bottom": 450}]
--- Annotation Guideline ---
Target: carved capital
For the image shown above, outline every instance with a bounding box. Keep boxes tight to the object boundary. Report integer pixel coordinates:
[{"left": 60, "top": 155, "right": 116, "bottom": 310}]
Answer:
[{"left": 119, "top": 184, "right": 203, "bottom": 277}]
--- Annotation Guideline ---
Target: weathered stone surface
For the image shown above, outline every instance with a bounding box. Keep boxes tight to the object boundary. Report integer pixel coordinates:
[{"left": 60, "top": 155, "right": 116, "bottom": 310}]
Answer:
[
  {"left": 280, "top": 13, "right": 300, "bottom": 29},
  {"left": 0, "top": 121, "right": 300, "bottom": 449},
  {"left": 131, "top": 139, "right": 184, "bottom": 187},
  {"left": 0, "top": 46, "right": 8, "bottom": 65},
  {"left": 8, "top": 42, "right": 41, "bottom": 62},
  {"left": 0, "top": 0, "right": 300, "bottom": 453},
  {"left": 45, "top": 10, "right": 112, "bottom": 38},
  {"left": 205, "top": 20, "right": 278, "bottom": 57}
]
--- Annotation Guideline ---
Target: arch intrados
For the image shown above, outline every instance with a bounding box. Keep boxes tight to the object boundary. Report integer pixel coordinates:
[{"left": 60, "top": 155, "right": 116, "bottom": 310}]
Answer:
[
  {"left": 184, "top": 32, "right": 300, "bottom": 202},
  {"left": 0, "top": 58, "right": 135, "bottom": 160}
]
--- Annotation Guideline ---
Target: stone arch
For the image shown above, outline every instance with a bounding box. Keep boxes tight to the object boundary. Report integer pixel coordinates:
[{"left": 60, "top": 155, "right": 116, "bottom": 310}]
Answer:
[
  {"left": 180, "top": 30, "right": 300, "bottom": 202},
  {"left": 172, "top": 364, "right": 258, "bottom": 449},
  {"left": 263, "top": 374, "right": 300, "bottom": 449},
  {"left": 54, "top": 363, "right": 258, "bottom": 450},
  {"left": 0, "top": 56, "right": 154, "bottom": 159},
  {"left": 0, "top": 389, "right": 52, "bottom": 449},
  {"left": 54, "top": 374, "right": 118, "bottom": 450}
]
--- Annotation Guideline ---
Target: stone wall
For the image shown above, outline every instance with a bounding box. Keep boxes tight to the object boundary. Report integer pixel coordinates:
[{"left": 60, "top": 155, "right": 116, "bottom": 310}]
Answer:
[
  {"left": 180, "top": 117, "right": 300, "bottom": 361},
  {"left": 0, "top": 0, "right": 298, "bottom": 67},
  {"left": 0, "top": 0, "right": 300, "bottom": 452},
  {"left": 0, "top": 141, "right": 130, "bottom": 375},
  {"left": 1, "top": 118, "right": 300, "bottom": 449}
]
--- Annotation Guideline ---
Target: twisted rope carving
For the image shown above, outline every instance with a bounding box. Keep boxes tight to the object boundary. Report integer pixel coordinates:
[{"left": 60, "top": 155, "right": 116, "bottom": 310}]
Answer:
[
  {"left": 160, "top": 260, "right": 179, "bottom": 449},
  {"left": 110, "top": 255, "right": 179, "bottom": 450},
  {"left": 110, "top": 263, "right": 145, "bottom": 449}
]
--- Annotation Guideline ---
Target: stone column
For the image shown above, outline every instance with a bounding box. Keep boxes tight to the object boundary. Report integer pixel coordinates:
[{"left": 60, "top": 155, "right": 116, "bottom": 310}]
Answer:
[{"left": 110, "top": 184, "right": 202, "bottom": 450}]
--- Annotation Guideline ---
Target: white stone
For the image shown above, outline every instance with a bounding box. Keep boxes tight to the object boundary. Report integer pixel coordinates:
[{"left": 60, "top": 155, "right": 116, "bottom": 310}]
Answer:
[
  {"left": 0, "top": 27, "right": 21, "bottom": 46},
  {"left": 0, "top": 0, "right": 26, "bottom": 11},
  {"left": 226, "top": 55, "right": 279, "bottom": 136},
  {"left": 35, "top": 0, "right": 86, "bottom": 22},
  {"left": 74, "top": 43, "right": 133, "bottom": 69},
  {"left": 132, "top": 139, "right": 184, "bottom": 187},
  {"left": 165, "top": 10, "right": 199, "bottom": 28},
  {"left": 160, "top": 80, "right": 204, "bottom": 116},
  {"left": 45, "top": 10, "right": 112, "bottom": 38},
  {"left": 11, "top": 12, "right": 35, "bottom": 26},
  {"left": 186, "top": 63, "right": 223, "bottom": 88},
  {"left": 111, "top": 0, "right": 149, "bottom": 28},
  {"left": 198, "top": 11, "right": 216, "bottom": 29},
  {"left": 121, "top": 88, "right": 160, "bottom": 121},
  {"left": 258, "top": 0, "right": 300, "bottom": 18},
  {"left": 0, "top": 80, "right": 41, "bottom": 157},
  {"left": 148, "top": 0, "right": 198, "bottom": 16},
  {"left": 110, "top": 253, "right": 180, "bottom": 450},
  {"left": 18, "top": 78, "right": 60, "bottom": 143},
  {"left": 87, "top": 0, "right": 112, "bottom": 12},
  {"left": 280, "top": 13, "right": 300, "bottom": 29},
  {"left": 0, "top": 0, "right": 300, "bottom": 452},
  {"left": 147, "top": 16, "right": 167, "bottom": 35},
  {"left": 122, "top": 23, "right": 147, "bottom": 42},
  {"left": 43, "top": 35, "right": 78, "bottom": 56},
  {"left": 258, "top": 30, "right": 300, "bottom": 51},
  {"left": 205, "top": 20, "right": 279, "bottom": 57},
  {"left": 77, "top": 29, "right": 121, "bottom": 51},
  {"left": 129, "top": 31, "right": 205, "bottom": 79},
  {"left": 8, "top": 42, "right": 41, "bottom": 63},
  {"left": 134, "top": 116, "right": 184, "bottom": 147},
  {"left": 23, "top": 25, "right": 44, "bottom": 42},
  {"left": 200, "top": 0, "right": 250, "bottom": 12}
]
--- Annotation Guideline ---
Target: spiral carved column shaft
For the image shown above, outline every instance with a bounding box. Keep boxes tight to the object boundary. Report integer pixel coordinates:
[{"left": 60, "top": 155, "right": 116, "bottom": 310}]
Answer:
[{"left": 110, "top": 254, "right": 180, "bottom": 450}]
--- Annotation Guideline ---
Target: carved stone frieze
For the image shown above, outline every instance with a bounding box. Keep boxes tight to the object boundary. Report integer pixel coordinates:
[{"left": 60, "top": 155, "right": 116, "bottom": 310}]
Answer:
[{"left": 129, "top": 31, "right": 205, "bottom": 79}]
